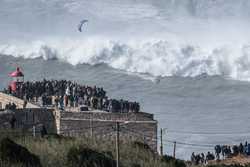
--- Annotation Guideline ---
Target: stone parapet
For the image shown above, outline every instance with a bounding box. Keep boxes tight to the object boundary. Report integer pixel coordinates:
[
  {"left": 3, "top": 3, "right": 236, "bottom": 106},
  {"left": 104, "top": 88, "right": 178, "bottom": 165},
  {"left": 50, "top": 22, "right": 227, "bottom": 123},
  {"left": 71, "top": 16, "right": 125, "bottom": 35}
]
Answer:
[
  {"left": 0, "top": 108, "right": 56, "bottom": 134},
  {"left": 58, "top": 110, "right": 158, "bottom": 152},
  {"left": 60, "top": 110, "right": 154, "bottom": 121},
  {"left": 0, "top": 92, "right": 39, "bottom": 109},
  {"left": 0, "top": 92, "right": 158, "bottom": 153}
]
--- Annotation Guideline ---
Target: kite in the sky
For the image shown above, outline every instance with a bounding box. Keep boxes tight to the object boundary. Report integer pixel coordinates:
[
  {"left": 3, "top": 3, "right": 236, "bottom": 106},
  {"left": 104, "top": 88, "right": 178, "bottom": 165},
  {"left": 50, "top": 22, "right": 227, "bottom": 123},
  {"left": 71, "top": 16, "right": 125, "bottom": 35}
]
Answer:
[{"left": 78, "top": 20, "right": 88, "bottom": 32}]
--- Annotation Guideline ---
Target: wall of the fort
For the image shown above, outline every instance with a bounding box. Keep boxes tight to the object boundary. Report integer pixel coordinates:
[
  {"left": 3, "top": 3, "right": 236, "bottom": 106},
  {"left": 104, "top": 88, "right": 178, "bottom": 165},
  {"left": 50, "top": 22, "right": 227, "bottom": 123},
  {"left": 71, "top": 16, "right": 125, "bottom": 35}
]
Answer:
[
  {"left": 0, "top": 92, "right": 158, "bottom": 152},
  {"left": 0, "top": 108, "right": 56, "bottom": 134},
  {"left": 0, "top": 92, "right": 39, "bottom": 109},
  {"left": 58, "top": 111, "right": 158, "bottom": 152},
  {"left": 60, "top": 111, "right": 154, "bottom": 121}
]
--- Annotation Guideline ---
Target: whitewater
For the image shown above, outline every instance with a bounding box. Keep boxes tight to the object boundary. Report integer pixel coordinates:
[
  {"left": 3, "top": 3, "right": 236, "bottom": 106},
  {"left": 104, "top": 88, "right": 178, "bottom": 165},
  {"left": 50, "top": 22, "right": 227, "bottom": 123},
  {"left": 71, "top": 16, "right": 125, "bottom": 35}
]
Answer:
[
  {"left": 2, "top": 0, "right": 250, "bottom": 80},
  {"left": 2, "top": 0, "right": 250, "bottom": 159}
]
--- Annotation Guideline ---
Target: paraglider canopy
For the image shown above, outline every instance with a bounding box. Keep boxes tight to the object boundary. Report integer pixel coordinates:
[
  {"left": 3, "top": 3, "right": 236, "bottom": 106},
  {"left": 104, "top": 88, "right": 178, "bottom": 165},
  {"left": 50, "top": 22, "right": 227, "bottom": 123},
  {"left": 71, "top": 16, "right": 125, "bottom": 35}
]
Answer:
[
  {"left": 10, "top": 67, "right": 24, "bottom": 77},
  {"left": 78, "top": 19, "right": 88, "bottom": 32}
]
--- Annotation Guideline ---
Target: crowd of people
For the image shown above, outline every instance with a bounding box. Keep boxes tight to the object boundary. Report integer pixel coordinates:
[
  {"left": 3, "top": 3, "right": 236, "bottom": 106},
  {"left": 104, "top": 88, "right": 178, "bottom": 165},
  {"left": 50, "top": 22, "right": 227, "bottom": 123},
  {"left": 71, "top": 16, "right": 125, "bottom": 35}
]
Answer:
[
  {"left": 191, "top": 141, "right": 250, "bottom": 165},
  {"left": 191, "top": 152, "right": 215, "bottom": 165},
  {"left": 214, "top": 142, "right": 250, "bottom": 159},
  {"left": 4, "top": 102, "right": 17, "bottom": 110},
  {"left": 3, "top": 79, "right": 140, "bottom": 113}
]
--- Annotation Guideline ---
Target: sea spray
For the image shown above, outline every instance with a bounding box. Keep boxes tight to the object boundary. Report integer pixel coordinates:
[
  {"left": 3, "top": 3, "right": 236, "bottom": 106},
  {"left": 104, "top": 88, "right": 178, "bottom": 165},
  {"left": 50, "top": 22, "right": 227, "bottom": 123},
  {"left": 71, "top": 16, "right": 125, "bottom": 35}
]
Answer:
[
  {"left": 2, "top": 0, "right": 250, "bottom": 81},
  {"left": 2, "top": 39, "right": 250, "bottom": 81}
]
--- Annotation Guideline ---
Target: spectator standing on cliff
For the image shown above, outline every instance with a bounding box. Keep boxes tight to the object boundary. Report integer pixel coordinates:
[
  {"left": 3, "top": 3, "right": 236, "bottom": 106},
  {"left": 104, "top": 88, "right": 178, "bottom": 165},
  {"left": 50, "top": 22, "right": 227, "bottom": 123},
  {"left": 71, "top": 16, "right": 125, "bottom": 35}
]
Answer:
[
  {"left": 8, "top": 85, "right": 12, "bottom": 94},
  {"left": 191, "top": 152, "right": 195, "bottom": 164},
  {"left": 23, "top": 100, "right": 27, "bottom": 109},
  {"left": 244, "top": 141, "right": 248, "bottom": 154},
  {"left": 201, "top": 153, "right": 205, "bottom": 164},
  {"left": 239, "top": 143, "right": 244, "bottom": 154},
  {"left": 65, "top": 85, "right": 70, "bottom": 107},
  {"left": 59, "top": 96, "right": 64, "bottom": 110},
  {"left": 232, "top": 145, "right": 239, "bottom": 155},
  {"left": 195, "top": 154, "right": 201, "bottom": 165},
  {"left": 206, "top": 152, "right": 215, "bottom": 162},
  {"left": 215, "top": 145, "right": 221, "bottom": 160},
  {"left": 40, "top": 125, "right": 47, "bottom": 138},
  {"left": 54, "top": 96, "right": 59, "bottom": 108},
  {"left": 9, "top": 115, "right": 16, "bottom": 129}
]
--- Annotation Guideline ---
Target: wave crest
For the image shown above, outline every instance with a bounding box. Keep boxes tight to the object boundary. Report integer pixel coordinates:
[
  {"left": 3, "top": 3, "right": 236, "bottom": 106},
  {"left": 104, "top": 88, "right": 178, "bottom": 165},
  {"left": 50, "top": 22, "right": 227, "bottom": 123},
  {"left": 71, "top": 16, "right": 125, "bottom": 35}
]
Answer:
[{"left": 1, "top": 39, "right": 250, "bottom": 81}]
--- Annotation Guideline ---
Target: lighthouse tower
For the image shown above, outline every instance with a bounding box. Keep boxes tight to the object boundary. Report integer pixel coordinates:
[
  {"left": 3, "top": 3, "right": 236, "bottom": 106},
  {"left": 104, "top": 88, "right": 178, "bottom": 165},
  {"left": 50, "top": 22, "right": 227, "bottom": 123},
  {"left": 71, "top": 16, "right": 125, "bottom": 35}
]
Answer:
[{"left": 9, "top": 67, "right": 24, "bottom": 95}]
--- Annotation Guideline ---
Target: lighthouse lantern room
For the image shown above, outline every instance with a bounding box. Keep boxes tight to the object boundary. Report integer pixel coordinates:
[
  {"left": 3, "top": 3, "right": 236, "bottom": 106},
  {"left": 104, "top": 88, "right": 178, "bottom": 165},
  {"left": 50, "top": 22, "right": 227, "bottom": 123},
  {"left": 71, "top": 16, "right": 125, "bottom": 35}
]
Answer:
[{"left": 9, "top": 67, "right": 24, "bottom": 93}]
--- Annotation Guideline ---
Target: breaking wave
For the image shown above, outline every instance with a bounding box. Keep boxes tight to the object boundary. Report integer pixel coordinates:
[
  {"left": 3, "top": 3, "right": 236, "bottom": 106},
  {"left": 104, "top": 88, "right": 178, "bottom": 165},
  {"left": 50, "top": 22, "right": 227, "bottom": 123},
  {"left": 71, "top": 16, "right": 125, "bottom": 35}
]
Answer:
[
  {"left": 2, "top": 38, "right": 250, "bottom": 81},
  {"left": 2, "top": 0, "right": 250, "bottom": 81}
]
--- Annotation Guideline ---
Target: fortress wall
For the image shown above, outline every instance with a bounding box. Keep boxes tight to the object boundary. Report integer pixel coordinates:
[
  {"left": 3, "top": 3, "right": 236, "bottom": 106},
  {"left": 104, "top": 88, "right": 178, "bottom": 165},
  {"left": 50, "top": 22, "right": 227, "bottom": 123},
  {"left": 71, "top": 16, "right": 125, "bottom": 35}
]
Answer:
[
  {"left": 0, "top": 108, "right": 56, "bottom": 134},
  {"left": 0, "top": 92, "right": 39, "bottom": 109},
  {"left": 59, "top": 111, "right": 158, "bottom": 152},
  {"left": 0, "top": 92, "right": 158, "bottom": 152},
  {"left": 60, "top": 111, "right": 154, "bottom": 121}
]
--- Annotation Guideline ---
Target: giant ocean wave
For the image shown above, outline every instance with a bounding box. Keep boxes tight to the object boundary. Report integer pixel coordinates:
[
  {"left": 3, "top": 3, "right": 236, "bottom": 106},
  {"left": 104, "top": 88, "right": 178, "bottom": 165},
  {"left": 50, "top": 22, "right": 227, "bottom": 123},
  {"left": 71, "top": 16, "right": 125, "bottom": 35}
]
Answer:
[
  {"left": 1, "top": 0, "right": 250, "bottom": 81},
  {"left": 2, "top": 39, "right": 250, "bottom": 81}
]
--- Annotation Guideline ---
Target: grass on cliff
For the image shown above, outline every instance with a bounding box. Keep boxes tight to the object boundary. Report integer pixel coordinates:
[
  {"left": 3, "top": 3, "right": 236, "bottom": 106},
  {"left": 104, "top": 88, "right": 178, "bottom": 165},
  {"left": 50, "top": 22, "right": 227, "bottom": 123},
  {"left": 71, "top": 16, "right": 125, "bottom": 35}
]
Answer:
[
  {"left": 1, "top": 132, "right": 250, "bottom": 167},
  {"left": 0, "top": 131, "right": 185, "bottom": 167}
]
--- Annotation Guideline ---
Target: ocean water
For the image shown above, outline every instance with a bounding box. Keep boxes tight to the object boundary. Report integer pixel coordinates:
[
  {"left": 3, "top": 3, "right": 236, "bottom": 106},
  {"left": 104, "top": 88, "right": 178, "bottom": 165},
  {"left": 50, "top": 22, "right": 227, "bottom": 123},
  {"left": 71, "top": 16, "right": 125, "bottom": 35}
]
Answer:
[{"left": 1, "top": 0, "right": 250, "bottom": 159}]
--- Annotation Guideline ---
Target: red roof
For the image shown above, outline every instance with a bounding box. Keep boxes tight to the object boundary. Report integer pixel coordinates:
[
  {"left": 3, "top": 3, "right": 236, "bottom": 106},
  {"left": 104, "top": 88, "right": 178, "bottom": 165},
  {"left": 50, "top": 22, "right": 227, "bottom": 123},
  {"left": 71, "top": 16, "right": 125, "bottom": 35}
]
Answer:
[{"left": 10, "top": 67, "right": 24, "bottom": 77}]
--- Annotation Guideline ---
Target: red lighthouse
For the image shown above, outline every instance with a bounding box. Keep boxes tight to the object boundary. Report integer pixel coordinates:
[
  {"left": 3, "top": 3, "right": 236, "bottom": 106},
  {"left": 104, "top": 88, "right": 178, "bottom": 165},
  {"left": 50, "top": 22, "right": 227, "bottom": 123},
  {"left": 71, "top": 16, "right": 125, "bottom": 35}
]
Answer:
[{"left": 9, "top": 67, "right": 24, "bottom": 94}]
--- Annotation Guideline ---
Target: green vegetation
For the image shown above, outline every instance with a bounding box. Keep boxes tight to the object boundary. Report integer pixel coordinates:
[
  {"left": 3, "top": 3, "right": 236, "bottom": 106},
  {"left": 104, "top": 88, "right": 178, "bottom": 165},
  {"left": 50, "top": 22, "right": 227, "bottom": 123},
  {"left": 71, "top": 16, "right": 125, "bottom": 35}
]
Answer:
[
  {"left": 161, "top": 155, "right": 186, "bottom": 167},
  {"left": 0, "top": 131, "right": 184, "bottom": 167},
  {"left": 0, "top": 138, "right": 41, "bottom": 167},
  {"left": 67, "top": 146, "right": 116, "bottom": 167},
  {"left": 1, "top": 132, "right": 250, "bottom": 167}
]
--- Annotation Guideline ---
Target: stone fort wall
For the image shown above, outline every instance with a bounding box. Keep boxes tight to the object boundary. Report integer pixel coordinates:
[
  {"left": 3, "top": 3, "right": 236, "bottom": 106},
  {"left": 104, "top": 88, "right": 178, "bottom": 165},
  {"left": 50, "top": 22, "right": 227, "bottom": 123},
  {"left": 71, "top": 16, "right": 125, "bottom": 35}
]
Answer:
[
  {"left": 0, "top": 92, "right": 39, "bottom": 109},
  {"left": 0, "top": 108, "right": 56, "bottom": 134},
  {"left": 0, "top": 92, "right": 158, "bottom": 152},
  {"left": 58, "top": 111, "right": 158, "bottom": 152}
]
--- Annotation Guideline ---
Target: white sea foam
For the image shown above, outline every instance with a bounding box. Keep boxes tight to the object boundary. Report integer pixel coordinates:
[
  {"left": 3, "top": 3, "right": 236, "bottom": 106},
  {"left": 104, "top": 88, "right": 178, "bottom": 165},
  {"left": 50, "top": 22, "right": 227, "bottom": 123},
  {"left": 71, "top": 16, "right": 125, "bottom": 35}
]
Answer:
[
  {"left": 1, "top": 0, "right": 250, "bottom": 81},
  {"left": 2, "top": 38, "right": 250, "bottom": 81}
]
